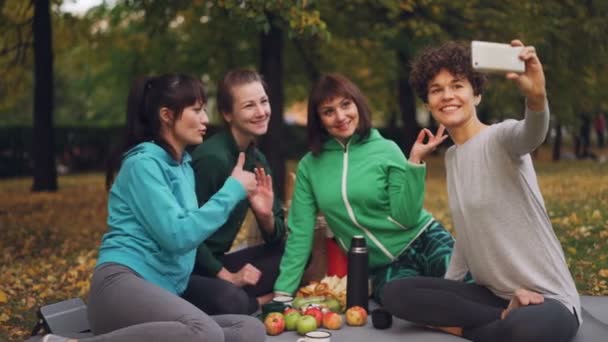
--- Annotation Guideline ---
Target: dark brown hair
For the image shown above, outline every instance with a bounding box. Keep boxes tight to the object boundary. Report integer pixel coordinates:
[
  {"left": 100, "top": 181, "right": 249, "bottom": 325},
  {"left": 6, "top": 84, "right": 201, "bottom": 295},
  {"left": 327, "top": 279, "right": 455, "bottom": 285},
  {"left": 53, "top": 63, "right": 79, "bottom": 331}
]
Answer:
[
  {"left": 410, "top": 41, "right": 486, "bottom": 103},
  {"left": 106, "top": 74, "right": 206, "bottom": 189},
  {"left": 216, "top": 69, "right": 267, "bottom": 116},
  {"left": 307, "top": 74, "right": 372, "bottom": 155}
]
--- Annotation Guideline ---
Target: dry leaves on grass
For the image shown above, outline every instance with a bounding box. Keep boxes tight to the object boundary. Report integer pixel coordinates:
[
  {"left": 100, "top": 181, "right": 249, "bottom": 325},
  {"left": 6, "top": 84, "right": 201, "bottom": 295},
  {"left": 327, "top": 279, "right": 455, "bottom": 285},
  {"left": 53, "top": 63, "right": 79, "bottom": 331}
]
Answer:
[
  {"left": 0, "top": 174, "right": 107, "bottom": 341},
  {"left": 540, "top": 161, "right": 608, "bottom": 296}
]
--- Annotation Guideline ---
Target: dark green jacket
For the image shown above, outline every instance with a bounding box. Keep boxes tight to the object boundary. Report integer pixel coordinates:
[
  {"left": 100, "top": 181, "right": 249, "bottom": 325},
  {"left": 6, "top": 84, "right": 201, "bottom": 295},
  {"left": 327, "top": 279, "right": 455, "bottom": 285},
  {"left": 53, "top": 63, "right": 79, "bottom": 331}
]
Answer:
[{"left": 190, "top": 130, "right": 286, "bottom": 275}]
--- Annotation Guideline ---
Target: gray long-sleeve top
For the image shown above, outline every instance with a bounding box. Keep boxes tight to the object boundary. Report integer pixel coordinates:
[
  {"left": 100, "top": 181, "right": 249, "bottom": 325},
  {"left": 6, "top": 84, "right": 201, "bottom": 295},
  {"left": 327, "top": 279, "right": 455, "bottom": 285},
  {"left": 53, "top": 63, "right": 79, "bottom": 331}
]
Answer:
[{"left": 444, "top": 103, "right": 581, "bottom": 320}]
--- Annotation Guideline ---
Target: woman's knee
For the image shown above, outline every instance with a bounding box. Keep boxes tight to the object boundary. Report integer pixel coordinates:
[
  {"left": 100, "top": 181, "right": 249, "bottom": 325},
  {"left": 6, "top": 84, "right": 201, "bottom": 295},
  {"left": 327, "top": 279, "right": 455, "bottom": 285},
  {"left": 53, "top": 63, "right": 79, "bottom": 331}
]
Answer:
[
  {"left": 380, "top": 279, "right": 419, "bottom": 316},
  {"left": 379, "top": 279, "right": 399, "bottom": 305},
  {"left": 186, "top": 314, "right": 225, "bottom": 342},
  {"left": 213, "top": 287, "right": 253, "bottom": 315},
  {"left": 236, "top": 316, "right": 266, "bottom": 342},
  {"left": 500, "top": 306, "right": 577, "bottom": 342},
  {"left": 216, "top": 315, "right": 266, "bottom": 342}
]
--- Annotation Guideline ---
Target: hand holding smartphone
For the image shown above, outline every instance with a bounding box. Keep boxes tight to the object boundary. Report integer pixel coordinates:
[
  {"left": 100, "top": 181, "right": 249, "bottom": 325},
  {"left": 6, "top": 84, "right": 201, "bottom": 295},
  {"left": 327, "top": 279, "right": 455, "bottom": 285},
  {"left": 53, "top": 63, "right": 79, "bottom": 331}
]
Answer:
[{"left": 471, "top": 41, "right": 525, "bottom": 74}]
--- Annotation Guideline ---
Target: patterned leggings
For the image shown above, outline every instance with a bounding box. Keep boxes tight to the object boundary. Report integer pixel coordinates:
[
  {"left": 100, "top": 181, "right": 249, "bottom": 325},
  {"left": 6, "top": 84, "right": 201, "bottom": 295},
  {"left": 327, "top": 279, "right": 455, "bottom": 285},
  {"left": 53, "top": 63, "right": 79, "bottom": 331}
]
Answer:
[{"left": 371, "top": 220, "right": 458, "bottom": 302}]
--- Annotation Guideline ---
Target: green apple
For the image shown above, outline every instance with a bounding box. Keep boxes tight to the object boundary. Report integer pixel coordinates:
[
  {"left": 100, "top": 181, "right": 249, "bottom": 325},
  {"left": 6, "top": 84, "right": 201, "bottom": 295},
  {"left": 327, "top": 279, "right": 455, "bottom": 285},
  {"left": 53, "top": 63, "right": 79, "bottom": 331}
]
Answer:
[
  {"left": 296, "top": 315, "right": 318, "bottom": 335},
  {"left": 285, "top": 311, "right": 301, "bottom": 331},
  {"left": 322, "top": 298, "right": 342, "bottom": 313}
]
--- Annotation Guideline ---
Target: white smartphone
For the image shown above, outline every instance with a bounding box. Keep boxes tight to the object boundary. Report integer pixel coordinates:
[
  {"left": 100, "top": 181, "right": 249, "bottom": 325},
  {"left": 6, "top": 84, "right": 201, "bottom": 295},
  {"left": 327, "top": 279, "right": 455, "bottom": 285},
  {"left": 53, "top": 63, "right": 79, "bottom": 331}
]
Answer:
[{"left": 471, "top": 41, "right": 525, "bottom": 73}]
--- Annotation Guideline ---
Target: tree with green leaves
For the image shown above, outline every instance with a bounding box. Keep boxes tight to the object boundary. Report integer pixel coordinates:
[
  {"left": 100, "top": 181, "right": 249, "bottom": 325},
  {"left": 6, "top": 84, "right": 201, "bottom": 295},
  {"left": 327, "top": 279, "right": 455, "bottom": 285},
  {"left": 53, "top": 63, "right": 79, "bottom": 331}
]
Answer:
[
  {"left": 69, "top": 0, "right": 328, "bottom": 198},
  {"left": 316, "top": 0, "right": 541, "bottom": 154},
  {"left": 210, "top": 0, "right": 328, "bottom": 198}
]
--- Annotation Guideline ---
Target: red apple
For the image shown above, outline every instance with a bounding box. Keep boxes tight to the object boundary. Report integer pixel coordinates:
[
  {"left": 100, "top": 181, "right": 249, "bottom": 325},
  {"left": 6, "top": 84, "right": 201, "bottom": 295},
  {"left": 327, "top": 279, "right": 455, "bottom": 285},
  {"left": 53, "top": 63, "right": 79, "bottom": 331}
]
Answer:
[
  {"left": 322, "top": 311, "right": 343, "bottom": 330},
  {"left": 296, "top": 315, "right": 318, "bottom": 335},
  {"left": 284, "top": 307, "right": 299, "bottom": 315},
  {"left": 264, "top": 312, "right": 285, "bottom": 335},
  {"left": 345, "top": 306, "right": 368, "bottom": 326},
  {"left": 303, "top": 307, "right": 323, "bottom": 327}
]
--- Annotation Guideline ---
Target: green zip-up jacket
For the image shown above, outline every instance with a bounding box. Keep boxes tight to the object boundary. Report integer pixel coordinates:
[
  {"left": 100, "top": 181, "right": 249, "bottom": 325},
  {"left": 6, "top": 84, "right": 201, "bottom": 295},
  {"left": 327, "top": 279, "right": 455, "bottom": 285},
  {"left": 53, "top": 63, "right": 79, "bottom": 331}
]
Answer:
[
  {"left": 274, "top": 129, "right": 434, "bottom": 295},
  {"left": 191, "top": 130, "right": 286, "bottom": 275}
]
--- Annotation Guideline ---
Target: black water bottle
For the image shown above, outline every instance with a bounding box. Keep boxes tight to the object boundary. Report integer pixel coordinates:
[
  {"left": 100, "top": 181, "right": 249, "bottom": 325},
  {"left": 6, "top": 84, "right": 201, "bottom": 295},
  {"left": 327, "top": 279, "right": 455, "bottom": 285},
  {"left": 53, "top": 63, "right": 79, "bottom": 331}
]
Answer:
[{"left": 346, "top": 235, "right": 369, "bottom": 312}]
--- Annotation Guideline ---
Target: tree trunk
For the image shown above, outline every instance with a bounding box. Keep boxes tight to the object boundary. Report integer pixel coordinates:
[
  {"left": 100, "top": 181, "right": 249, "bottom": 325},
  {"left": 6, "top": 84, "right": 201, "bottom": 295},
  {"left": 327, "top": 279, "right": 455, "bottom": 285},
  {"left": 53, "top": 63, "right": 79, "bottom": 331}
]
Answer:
[
  {"left": 32, "top": 0, "right": 57, "bottom": 191},
  {"left": 552, "top": 121, "right": 562, "bottom": 161},
  {"left": 259, "top": 14, "right": 286, "bottom": 201},
  {"left": 397, "top": 49, "right": 420, "bottom": 156}
]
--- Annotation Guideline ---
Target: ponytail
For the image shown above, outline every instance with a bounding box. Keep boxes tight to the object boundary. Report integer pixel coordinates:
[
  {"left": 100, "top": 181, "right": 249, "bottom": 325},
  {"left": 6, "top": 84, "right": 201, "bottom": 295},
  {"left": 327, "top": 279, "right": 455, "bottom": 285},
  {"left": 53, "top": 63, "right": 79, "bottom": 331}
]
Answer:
[{"left": 105, "top": 74, "right": 207, "bottom": 190}]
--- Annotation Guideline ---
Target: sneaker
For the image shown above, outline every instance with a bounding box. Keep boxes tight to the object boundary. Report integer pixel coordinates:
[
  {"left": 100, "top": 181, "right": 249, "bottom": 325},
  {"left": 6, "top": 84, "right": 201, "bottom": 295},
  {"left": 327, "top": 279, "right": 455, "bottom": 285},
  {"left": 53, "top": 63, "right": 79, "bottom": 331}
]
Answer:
[{"left": 42, "top": 334, "right": 71, "bottom": 342}]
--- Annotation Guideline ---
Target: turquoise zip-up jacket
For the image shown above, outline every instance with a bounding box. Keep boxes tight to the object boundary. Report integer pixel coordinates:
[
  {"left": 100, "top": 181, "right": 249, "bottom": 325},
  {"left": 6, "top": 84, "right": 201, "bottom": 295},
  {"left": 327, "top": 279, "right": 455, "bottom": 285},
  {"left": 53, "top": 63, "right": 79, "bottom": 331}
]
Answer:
[
  {"left": 274, "top": 129, "right": 434, "bottom": 295},
  {"left": 97, "top": 142, "right": 246, "bottom": 295}
]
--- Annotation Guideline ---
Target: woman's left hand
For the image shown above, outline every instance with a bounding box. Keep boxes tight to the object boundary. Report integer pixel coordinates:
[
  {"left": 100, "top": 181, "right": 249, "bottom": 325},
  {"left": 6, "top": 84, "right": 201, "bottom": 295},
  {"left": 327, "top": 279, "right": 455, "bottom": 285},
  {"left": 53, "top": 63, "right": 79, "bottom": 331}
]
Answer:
[
  {"left": 248, "top": 168, "right": 275, "bottom": 228},
  {"left": 408, "top": 125, "right": 449, "bottom": 164},
  {"left": 506, "top": 39, "right": 546, "bottom": 112}
]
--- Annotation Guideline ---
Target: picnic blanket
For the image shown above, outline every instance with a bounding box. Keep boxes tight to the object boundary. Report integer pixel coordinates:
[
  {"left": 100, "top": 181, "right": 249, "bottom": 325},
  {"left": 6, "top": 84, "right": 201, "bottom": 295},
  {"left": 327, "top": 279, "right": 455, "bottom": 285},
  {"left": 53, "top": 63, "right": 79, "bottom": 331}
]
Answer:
[
  {"left": 267, "top": 296, "right": 608, "bottom": 342},
  {"left": 26, "top": 296, "right": 608, "bottom": 341}
]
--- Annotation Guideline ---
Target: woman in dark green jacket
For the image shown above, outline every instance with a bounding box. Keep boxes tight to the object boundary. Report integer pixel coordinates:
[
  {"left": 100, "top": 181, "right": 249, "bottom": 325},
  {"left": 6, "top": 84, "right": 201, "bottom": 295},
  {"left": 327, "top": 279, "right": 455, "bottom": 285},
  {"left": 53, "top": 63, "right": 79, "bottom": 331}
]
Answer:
[
  {"left": 189, "top": 69, "right": 286, "bottom": 315},
  {"left": 274, "top": 73, "right": 455, "bottom": 302}
]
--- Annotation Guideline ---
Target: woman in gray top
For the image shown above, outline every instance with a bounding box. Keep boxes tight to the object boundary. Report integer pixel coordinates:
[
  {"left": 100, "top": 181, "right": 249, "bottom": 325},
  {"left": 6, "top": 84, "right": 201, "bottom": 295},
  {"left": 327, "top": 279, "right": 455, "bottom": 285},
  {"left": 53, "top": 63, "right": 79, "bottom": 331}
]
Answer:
[{"left": 381, "top": 40, "right": 580, "bottom": 342}]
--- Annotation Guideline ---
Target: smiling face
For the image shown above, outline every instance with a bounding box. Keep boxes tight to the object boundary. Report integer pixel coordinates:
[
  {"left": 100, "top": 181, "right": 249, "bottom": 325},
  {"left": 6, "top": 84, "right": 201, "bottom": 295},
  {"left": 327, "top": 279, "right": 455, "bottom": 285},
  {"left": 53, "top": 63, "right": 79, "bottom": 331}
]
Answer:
[
  {"left": 426, "top": 68, "right": 480, "bottom": 130},
  {"left": 318, "top": 96, "right": 360, "bottom": 143},
  {"left": 223, "top": 81, "right": 270, "bottom": 147}
]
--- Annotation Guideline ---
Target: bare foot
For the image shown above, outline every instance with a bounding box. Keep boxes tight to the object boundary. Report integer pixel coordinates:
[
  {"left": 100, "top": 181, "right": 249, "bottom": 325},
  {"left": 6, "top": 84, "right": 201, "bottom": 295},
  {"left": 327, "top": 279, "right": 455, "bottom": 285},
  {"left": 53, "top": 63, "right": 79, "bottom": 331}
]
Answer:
[
  {"left": 501, "top": 288, "right": 544, "bottom": 320},
  {"left": 42, "top": 334, "right": 78, "bottom": 342},
  {"left": 434, "top": 326, "right": 463, "bottom": 336},
  {"left": 256, "top": 293, "right": 275, "bottom": 306}
]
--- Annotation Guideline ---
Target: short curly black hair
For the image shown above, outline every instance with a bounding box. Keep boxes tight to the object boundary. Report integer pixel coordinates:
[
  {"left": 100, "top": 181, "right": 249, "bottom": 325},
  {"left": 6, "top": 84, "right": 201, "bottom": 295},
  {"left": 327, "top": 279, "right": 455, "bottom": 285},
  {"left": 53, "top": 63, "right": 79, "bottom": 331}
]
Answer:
[{"left": 409, "top": 41, "right": 486, "bottom": 103}]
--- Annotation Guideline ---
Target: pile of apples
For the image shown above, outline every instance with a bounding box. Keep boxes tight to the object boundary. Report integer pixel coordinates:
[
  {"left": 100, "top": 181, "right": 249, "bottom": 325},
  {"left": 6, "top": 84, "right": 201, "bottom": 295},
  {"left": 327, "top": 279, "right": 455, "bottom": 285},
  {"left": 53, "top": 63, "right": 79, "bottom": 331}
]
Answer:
[{"left": 264, "top": 305, "right": 368, "bottom": 336}]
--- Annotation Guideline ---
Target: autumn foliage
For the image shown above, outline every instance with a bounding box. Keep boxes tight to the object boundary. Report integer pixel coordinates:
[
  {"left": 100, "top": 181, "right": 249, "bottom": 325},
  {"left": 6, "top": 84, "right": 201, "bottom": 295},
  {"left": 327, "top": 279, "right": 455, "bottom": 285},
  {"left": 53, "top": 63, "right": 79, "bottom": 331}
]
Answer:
[
  {"left": 1, "top": 155, "right": 607, "bottom": 341},
  {"left": 0, "top": 174, "right": 106, "bottom": 340}
]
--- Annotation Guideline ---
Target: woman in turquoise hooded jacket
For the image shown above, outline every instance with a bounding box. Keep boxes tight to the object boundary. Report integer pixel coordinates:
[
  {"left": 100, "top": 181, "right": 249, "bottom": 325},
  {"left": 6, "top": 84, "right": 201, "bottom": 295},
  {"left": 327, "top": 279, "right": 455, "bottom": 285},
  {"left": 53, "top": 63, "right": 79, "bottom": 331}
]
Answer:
[
  {"left": 43, "top": 74, "right": 265, "bottom": 342},
  {"left": 273, "top": 73, "right": 455, "bottom": 302}
]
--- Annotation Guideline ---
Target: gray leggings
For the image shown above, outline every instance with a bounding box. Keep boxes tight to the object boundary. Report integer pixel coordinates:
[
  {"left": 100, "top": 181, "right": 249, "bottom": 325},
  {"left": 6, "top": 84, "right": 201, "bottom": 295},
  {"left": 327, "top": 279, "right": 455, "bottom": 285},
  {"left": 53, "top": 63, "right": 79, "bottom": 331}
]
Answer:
[{"left": 84, "top": 263, "right": 265, "bottom": 342}]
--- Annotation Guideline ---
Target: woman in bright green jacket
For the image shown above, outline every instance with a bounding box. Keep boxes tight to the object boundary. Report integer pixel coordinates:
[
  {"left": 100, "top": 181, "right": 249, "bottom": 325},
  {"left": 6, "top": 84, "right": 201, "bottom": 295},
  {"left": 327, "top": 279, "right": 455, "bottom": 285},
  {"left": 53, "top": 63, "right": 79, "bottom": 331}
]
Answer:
[{"left": 274, "top": 73, "right": 455, "bottom": 302}]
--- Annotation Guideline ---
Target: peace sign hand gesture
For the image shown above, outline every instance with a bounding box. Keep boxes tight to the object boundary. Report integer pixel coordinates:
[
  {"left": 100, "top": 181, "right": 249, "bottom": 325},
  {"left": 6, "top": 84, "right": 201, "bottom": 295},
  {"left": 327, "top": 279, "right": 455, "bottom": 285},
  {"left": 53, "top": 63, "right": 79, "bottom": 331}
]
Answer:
[{"left": 408, "top": 125, "right": 449, "bottom": 164}]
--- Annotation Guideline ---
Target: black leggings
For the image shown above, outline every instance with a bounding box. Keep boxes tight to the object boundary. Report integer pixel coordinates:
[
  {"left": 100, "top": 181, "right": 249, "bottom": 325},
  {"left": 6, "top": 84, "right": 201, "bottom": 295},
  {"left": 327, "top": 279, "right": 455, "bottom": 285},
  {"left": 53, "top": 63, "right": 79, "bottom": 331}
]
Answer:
[
  {"left": 185, "top": 243, "right": 283, "bottom": 315},
  {"left": 382, "top": 277, "right": 579, "bottom": 342}
]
